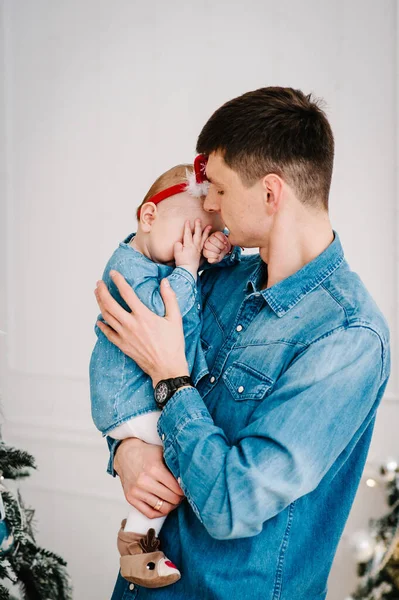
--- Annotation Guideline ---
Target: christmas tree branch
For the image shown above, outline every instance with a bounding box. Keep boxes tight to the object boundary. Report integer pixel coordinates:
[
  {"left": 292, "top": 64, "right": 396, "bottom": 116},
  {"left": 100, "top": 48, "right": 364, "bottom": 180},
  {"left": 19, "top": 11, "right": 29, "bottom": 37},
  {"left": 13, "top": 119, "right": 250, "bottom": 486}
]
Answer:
[{"left": 0, "top": 444, "right": 36, "bottom": 480}]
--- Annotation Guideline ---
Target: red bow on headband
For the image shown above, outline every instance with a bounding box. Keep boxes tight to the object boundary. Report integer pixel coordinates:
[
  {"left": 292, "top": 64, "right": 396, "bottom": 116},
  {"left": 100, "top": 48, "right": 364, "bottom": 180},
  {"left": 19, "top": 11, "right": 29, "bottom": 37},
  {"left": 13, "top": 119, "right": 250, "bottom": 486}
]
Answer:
[
  {"left": 136, "top": 155, "right": 209, "bottom": 219},
  {"left": 194, "top": 154, "right": 209, "bottom": 184}
]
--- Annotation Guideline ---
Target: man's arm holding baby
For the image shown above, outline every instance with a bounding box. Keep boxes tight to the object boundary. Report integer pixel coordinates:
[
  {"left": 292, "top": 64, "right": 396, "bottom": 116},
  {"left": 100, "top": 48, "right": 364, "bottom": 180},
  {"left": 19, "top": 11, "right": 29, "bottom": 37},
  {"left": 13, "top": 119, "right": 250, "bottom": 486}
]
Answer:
[
  {"left": 95, "top": 272, "right": 387, "bottom": 540},
  {"left": 110, "top": 435, "right": 186, "bottom": 519}
]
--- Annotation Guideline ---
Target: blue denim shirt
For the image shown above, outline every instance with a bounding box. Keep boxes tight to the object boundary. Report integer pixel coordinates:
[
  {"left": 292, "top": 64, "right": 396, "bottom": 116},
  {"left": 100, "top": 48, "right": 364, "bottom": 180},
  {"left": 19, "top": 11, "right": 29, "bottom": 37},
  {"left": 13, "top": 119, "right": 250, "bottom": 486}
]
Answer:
[
  {"left": 108, "top": 231, "right": 390, "bottom": 600},
  {"left": 90, "top": 232, "right": 240, "bottom": 435}
]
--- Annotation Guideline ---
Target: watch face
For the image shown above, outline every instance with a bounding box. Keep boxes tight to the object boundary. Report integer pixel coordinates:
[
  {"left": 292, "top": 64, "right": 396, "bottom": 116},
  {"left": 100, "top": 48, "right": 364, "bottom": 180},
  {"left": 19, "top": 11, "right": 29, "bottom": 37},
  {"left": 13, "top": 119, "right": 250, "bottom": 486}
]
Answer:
[{"left": 156, "top": 382, "right": 169, "bottom": 404}]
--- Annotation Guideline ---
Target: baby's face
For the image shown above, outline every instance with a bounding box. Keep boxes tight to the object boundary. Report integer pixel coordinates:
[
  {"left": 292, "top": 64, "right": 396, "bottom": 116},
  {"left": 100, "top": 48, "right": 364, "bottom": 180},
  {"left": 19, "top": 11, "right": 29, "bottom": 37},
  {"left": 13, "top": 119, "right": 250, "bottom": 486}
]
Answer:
[{"left": 149, "top": 192, "right": 225, "bottom": 265}]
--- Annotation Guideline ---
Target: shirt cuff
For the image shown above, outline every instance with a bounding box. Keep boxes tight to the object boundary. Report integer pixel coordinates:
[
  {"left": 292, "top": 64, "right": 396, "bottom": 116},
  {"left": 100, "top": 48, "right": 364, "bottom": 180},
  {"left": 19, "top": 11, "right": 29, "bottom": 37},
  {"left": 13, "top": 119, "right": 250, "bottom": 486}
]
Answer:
[
  {"left": 224, "top": 245, "right": 242, "bottom": 265},
  {"left": 171, "top": 266, "right": 197, "bottom": 288},
  {"left": 106, "top": 435, "right": 122, "bottom": 477},
  {"left": 156, "top": 386, "right": 212, "bottom": 478}
]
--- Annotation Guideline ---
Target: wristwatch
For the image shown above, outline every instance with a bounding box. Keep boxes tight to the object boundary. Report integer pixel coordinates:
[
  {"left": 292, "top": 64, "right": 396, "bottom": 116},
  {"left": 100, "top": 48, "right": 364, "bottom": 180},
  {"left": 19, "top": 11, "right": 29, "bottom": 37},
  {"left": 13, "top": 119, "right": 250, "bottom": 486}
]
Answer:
[{"left": 154, "top": 376, "right": 194, "bottom": 410}]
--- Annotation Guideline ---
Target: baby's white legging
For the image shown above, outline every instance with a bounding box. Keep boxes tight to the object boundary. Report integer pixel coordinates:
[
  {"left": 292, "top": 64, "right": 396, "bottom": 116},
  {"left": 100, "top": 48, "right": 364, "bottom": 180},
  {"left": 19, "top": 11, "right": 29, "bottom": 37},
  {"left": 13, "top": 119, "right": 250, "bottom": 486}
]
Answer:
[{"left": 109, "top": 410, "right": 166, "bottom": 535}]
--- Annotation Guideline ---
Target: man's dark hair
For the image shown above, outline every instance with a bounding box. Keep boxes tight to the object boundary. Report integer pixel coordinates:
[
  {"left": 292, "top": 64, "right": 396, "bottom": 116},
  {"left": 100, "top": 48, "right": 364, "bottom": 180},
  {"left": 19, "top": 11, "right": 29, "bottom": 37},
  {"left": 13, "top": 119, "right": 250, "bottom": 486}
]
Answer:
[{"left": 196, "top": 87, "right": 334, "bottom": 210}]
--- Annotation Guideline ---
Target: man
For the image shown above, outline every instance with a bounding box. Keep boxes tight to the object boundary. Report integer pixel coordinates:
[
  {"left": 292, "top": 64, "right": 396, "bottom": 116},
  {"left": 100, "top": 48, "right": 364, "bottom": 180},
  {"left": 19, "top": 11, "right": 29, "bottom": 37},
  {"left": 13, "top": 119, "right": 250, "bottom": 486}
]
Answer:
[{"left": 95, "top": 87, "right": 390, "bottom": 600}]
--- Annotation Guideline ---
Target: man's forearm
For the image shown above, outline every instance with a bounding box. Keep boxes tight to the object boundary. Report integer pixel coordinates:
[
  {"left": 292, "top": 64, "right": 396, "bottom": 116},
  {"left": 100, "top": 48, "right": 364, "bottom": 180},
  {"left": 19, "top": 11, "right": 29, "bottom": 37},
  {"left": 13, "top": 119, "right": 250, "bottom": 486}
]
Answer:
[{"left": 153, "top": 327, "right": 386, "bottom": 541}]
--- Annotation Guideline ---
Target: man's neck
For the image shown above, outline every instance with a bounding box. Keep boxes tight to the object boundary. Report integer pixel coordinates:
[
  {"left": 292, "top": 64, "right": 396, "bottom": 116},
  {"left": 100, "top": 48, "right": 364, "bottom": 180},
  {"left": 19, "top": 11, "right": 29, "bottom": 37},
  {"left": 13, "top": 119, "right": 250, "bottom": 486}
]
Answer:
[{"left": 259, "top": 213, "right": 334, "bottom": 290}]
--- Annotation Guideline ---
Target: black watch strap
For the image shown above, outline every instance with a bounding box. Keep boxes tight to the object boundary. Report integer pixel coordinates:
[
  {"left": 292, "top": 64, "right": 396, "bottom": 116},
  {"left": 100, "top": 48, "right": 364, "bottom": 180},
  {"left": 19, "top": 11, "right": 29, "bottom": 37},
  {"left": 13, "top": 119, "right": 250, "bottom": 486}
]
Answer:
[
  {"left": 171, "top": 375, "right": 193, "bottom": 389},
  {"left": 154, "top": 375, "right": 194, "bottom": 409}
]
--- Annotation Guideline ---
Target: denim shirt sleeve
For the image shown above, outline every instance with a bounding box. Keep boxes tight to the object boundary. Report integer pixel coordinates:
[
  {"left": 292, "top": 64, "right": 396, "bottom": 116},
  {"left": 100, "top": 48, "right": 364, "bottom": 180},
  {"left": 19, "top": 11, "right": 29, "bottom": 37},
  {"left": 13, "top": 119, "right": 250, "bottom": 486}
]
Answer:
[
  {"left": 106, "top": 435, "right": 121, "bottom": 477},
  {"left": 155, "top": 325, "right": 388, "bottom": 540},
  {"left": 125, "top": 266, "right": 198, "bottom": 318}
]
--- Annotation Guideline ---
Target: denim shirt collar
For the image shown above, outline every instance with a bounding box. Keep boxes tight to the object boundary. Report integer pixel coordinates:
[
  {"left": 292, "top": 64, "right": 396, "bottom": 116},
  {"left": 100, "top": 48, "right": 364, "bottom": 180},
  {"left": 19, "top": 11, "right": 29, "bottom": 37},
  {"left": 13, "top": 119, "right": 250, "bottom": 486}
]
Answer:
[{"left": 247, "top": 230, "right": 345, "bottom": 318}]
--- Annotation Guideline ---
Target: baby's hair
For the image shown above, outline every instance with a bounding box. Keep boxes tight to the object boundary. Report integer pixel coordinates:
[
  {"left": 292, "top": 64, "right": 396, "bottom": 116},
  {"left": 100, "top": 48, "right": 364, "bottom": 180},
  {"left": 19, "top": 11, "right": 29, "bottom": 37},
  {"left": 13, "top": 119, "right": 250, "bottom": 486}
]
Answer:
[{"left": 136, "top": 164, "right": 195, "bottom": 221}]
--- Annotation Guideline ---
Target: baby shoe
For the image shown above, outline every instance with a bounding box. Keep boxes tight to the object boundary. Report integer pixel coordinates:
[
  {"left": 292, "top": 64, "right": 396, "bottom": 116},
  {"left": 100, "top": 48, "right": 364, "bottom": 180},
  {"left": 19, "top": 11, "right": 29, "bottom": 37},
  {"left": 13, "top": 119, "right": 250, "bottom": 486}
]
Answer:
[{"left": 117, "top": 519, "right": 181, "bottom": 588}]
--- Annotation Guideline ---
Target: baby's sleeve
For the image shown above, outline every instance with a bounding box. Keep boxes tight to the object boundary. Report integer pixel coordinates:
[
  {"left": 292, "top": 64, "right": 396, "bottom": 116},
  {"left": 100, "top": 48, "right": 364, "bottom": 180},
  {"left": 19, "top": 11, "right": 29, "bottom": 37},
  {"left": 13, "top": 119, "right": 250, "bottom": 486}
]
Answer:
[
  {"left": 113, "top": 260, "right": 206, "bottom": 374},
  {"left": 90, "top": 259, "right": 201, "bottom": 435},
  {"left": 115, "top": 265, "right": 199, "bottom": 318}
]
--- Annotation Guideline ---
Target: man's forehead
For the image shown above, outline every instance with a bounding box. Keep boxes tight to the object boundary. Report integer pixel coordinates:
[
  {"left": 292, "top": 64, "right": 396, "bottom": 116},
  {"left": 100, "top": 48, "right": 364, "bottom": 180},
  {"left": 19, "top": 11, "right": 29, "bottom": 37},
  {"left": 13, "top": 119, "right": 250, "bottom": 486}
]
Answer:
[{"left": 205, "top": 153, "right": 226, "bottom": 184}]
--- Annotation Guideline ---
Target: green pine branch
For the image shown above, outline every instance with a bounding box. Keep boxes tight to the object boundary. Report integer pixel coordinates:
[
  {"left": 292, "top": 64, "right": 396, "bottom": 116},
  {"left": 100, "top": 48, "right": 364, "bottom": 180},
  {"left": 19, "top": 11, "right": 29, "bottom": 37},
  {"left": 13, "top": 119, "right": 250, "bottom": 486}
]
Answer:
[
  {"left": 0, "top": 585, "right": 10, "bottom": 600},
  {"left": 0, "top": 444, "right": 72, "bottom": 600},
  {"left": 0, "top": 444, "right": 36, "bottom": 480}
]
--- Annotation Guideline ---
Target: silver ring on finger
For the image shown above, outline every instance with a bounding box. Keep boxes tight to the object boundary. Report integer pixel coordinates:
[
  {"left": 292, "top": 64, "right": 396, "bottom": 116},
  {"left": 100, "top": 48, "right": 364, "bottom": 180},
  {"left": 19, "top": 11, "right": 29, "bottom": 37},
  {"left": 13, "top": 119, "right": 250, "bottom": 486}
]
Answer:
[{"left": 153, "top": 498, "right": 164, "bottom": 512}]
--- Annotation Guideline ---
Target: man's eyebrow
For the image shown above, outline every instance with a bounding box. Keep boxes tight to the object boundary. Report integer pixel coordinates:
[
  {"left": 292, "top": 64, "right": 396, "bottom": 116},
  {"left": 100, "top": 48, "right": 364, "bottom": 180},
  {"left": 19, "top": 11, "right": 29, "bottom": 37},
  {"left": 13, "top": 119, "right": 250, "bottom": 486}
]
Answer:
[{"left": 206, "top": 172, "right": 221, "bottom": 185}]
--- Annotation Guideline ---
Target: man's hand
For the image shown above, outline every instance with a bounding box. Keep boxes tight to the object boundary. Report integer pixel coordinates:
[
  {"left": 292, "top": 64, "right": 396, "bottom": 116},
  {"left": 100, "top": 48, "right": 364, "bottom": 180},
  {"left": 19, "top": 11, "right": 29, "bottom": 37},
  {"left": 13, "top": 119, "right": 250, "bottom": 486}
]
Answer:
[
  {"left": 174, "top": 219, "right": 212, "bottom": 279},
  {"left": 95, "top": 273, "right": 189, "bottom": 386},
  {"left": 114, "top": 437, "right": 185, "bottom": 517},
  {"left": 203, "top": 231, "right": 232, "bottom": 264}
]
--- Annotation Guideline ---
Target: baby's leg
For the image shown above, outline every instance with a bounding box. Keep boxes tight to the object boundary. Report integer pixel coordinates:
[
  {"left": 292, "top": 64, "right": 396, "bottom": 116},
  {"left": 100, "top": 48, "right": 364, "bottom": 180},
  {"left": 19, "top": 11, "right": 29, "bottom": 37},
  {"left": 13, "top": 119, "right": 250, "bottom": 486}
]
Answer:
[
  {"left": 111, "top": 410, "right": 163, "bottom": 446},
  {"left": 110, "top": 411, "right": 166, "bottom": 534},
  {"left": 109, "top": 411, "right": 181, "bottom": 587}
]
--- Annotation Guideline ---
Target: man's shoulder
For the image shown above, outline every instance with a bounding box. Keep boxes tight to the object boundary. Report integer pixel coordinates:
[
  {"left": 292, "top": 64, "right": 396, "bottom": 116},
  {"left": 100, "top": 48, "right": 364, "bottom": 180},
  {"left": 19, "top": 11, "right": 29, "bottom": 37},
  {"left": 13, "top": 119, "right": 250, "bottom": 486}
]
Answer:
[{"left": 322, "top": 260, "right": 390, "bottom": 345}]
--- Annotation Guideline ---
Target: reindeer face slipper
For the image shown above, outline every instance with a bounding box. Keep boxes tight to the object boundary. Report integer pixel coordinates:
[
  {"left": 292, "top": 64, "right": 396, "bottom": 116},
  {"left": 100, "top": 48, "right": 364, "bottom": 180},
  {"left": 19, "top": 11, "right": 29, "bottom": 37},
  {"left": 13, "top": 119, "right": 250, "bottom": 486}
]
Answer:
[{"left": 117, "top": 520, "right": 181, "bottom": 588}]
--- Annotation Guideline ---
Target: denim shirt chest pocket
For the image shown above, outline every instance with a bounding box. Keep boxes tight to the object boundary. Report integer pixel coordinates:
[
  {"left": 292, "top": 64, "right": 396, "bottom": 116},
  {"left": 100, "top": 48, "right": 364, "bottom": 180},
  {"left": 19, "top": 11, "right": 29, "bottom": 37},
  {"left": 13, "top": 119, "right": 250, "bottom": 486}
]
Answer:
[
  {"left": 200, "top": 337, "right": 211, "bottom": 356},
  {"left": 222, "top": 361, "right": 274, "bottom": 402}
]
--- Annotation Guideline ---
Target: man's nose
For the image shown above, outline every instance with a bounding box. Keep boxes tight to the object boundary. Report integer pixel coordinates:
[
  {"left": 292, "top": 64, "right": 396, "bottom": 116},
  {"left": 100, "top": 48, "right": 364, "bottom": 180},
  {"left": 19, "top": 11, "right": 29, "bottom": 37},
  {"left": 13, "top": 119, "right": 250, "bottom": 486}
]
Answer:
[{"left": 203, "top": 189, "right": 220, "bottom": 213}]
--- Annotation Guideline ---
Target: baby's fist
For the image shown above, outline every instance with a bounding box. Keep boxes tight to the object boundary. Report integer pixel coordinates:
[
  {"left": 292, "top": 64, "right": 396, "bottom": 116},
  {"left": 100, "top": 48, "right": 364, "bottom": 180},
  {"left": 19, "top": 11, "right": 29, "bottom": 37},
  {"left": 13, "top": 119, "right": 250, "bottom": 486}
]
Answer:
[{"left": 203, "top": 231, "right": 232, "bottom": 264}]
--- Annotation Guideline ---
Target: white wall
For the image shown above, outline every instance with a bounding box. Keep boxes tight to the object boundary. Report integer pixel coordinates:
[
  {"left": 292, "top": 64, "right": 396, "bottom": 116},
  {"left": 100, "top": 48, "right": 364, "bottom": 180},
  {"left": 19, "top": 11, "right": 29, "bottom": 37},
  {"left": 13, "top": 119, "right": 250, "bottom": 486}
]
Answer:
[{"left": 0, "top": 1, "right": 397, "bottom": 598}]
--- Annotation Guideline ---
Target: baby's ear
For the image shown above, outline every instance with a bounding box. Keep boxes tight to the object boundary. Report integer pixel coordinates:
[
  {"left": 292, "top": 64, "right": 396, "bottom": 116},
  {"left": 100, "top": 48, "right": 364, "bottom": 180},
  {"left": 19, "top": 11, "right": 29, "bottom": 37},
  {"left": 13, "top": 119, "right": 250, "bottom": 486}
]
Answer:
[{"left": 140, "top": 202, "right": 157, "bottom": 232}]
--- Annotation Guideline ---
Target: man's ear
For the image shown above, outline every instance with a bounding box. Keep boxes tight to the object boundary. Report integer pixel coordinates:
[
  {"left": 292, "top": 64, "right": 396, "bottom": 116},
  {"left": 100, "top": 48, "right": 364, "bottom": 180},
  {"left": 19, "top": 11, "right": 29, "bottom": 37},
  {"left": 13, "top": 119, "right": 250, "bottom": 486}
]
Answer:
[
  {"left": 263, "top": 174, "right": 283, "bottom": 215},
  {"left": 140, "top": 202, "right": 157, "bottom": 232}
]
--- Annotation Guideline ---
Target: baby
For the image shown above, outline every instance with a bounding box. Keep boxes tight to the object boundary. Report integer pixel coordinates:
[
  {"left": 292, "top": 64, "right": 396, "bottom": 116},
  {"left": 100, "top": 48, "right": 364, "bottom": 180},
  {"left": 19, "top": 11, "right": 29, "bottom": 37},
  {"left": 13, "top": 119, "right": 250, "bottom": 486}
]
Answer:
[{"left": 89, "top": 161, "right": 241, "bottom": 589}]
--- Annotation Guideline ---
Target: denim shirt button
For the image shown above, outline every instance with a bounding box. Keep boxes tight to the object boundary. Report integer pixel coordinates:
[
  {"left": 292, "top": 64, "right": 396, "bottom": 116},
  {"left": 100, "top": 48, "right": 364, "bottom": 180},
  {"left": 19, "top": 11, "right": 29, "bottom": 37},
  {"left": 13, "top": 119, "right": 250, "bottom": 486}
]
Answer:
[
  {"left": 210, "top": 376, "right": 216, "bottom": 383},
  {"left": 236, "top": 324, "right": 243, "bottom": 332},
  {"left": 177, "top": 477, "right": 181, "bottom": 484},
  {"left": 129, "top": 584, "right": 135, "bottom": 590},
  {"left": 238, "top": 386, "right": 244, "bottom": 393},
  {"left": 197, "top": 303, "right": 201, "bottom": 310},
  {"left": 161, "top": 434, "right": 165, "bottom": 441}
]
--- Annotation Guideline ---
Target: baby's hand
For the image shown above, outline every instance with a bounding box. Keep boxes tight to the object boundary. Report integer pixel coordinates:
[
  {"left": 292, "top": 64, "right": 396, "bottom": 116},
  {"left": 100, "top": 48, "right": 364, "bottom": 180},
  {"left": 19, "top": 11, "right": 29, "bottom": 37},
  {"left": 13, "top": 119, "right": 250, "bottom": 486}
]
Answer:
[
  {"left": 203, "top": 231, "right": 232, "bottom": 264},
  {"left": 174, "top": 219, "right": 211, "bottom": 280}
]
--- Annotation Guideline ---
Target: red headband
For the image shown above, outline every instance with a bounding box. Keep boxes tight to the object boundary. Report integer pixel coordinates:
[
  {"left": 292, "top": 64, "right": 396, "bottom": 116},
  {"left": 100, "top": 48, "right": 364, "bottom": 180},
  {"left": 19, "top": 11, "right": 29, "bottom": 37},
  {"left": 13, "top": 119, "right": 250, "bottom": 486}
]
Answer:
[
  {"left": 136, "top": 183, "right": 187, "bottom": 219},
  {"left": 136, "top": 155, "right": 210, "bottom": 219}
]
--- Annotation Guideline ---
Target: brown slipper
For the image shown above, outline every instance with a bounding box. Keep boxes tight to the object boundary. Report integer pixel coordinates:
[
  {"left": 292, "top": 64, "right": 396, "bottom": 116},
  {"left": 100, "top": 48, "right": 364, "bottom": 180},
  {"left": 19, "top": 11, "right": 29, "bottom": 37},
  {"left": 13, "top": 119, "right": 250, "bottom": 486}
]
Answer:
[{"left": 117, "top": 519, "right": 181, "bottom": 588}]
